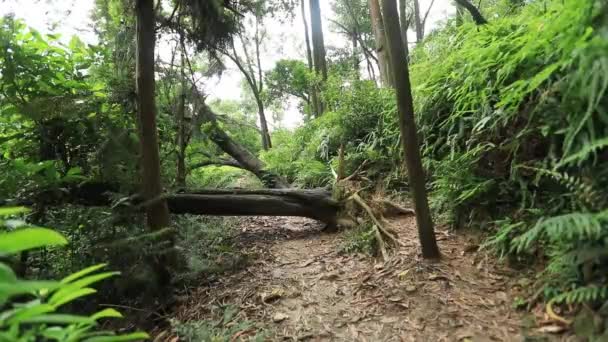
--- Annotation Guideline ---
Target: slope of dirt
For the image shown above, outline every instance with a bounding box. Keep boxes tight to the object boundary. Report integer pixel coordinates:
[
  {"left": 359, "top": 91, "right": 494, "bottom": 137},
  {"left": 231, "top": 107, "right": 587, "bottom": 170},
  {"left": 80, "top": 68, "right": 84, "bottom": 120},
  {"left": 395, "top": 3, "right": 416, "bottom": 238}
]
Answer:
[{"left": 172, "top": 216, "right": 559, "bottom": 341}]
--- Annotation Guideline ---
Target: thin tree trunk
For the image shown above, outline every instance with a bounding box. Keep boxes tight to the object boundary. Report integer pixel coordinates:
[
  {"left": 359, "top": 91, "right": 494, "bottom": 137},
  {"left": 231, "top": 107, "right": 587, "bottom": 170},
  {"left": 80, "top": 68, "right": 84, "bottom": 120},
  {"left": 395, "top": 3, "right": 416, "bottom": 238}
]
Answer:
[
  {"left": 352, "top": 31, "right": 360, "bottom": 79},
  {"left": 301, "top": 0, "right": 314, "bottom": 71},
  {"left": 198, "top": 104, "right": 288, "bottom": 188},
  {"left": 301, "top": 0, "right": 320, "bottom": 118},
  {"left": 413, "top": 0, "right": 423, "bottom": 42},
  {"left": 309, "top": 0, "right": 327, "bottom": 116},
  {"left": 135, "top": 0, "right": 170, "bottom": 231},
  {"left": 380, "top": 0, "right": 440, "bottom": 259},
  {"left": 176, "top": 34, "right": 187, "bottom": 187},
  {"left": 369, "top": 0, "right": 391, "bottom": 87},
  {"left": 309, "top": 0, "right": 328, "bottom": 80},
  {"left": 256, "top": 98, "right": 272, "bottom": 150},
  {"left": 399, "top": 0, "right": 410, "bottom": 58}
]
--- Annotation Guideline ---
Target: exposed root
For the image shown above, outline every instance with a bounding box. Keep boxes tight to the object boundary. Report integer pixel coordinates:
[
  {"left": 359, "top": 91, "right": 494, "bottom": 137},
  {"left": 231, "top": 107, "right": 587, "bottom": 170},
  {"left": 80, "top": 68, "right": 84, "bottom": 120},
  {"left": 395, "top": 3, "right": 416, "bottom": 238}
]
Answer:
[
  {"left": 546, "top": 298, "right": 572, "bottom": 326},
  {"left": 350, "top": 193, "right": 401, "bottom": 259}
]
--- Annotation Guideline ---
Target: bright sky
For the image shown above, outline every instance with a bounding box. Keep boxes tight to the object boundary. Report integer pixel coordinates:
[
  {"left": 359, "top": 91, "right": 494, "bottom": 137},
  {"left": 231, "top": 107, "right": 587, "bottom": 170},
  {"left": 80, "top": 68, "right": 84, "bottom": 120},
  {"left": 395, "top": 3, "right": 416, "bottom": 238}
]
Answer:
[{"left": 0, "top": 0, "right": 456, "bottom": 129}]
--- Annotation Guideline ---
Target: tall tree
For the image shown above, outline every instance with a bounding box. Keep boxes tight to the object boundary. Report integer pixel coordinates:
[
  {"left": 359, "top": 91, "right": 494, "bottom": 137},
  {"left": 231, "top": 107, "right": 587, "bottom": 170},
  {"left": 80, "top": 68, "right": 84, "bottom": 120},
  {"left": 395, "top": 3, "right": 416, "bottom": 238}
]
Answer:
[
  {"left": 413, "top": 0, "right": 423, "bottom": 42},
  {"left": 135, "top": 0, "right": 170, "bottom": 230},
  {"left": 219, "top": 9, "right": 272, "bottom": 150},
  {"left": 398, "top": 0, "right": 410, "bottom": 56},
  {"left": 368, "top": 0, "right": 391, "bottom": 86},
  {"left": 380, "top": 0, "right": 440, "bottom": 258},
  {"left": 412, "top": 0, "right": 437, "bottom": 41},
  {"left": 301, "top": 0, "right": 321, "bottom": 118},
  {"left": 330, "top": 0, "right": 378, "bottom": 81},
  {"left": 175, "top": 33, "right": 188, "bottom": 187},
  {"left": 309, "top": 0, "right": 328, "bottom": 115}
]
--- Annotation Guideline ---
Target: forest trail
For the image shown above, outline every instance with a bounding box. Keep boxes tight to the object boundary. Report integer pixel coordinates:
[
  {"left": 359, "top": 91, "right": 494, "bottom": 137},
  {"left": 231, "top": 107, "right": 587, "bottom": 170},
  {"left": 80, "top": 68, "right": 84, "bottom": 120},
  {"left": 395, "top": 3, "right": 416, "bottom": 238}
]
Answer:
[{"left": 173, "top": 216, "right": 551, "bottom": 341}]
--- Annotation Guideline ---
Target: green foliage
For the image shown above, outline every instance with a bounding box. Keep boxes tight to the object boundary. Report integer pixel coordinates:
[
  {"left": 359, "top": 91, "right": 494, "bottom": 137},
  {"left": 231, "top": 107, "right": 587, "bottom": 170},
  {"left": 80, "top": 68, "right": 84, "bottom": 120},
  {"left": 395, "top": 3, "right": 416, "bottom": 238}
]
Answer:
[
  {"left": 265, "top": 59, "right": 313, "bottom": 115},
  {"left": 340, "top": 224, "right": 377, "bottom": 256},
  {"left": 409, "top": 0, "right": 608, "bottom": 308},
  {"left": 0, "top": 208, "right": 148, "bottom": 341},
  {"left": 171, "top": 305, "right": 266, "bottom": 342},
  {"left": 174, "top": 216, "right": 247, "bottom": 282}
]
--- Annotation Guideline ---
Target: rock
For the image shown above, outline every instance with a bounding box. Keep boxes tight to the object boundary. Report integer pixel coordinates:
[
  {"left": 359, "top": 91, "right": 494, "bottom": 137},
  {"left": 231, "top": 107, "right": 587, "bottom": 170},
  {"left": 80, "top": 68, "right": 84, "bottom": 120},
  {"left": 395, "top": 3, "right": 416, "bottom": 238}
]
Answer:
[
  {"left": 405, "top": 285, "right": 417, "bottom": 293},
  {"left": 273, "top": 312, "right": 289, "bottom": 323}
]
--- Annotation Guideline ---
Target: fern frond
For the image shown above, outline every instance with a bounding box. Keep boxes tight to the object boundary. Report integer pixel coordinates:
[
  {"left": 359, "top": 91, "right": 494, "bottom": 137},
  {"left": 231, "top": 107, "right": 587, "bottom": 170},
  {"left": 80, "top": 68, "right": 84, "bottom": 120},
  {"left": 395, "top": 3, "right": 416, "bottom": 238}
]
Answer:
[
  {"left": 557, "top": 137, "right": 608, "bottom": 168},
  {"left": 553, "top": 285, "right": 608, "bottom": 305},
  {"left": 512, "top": 211, "right": 605, "bottom": 253}
]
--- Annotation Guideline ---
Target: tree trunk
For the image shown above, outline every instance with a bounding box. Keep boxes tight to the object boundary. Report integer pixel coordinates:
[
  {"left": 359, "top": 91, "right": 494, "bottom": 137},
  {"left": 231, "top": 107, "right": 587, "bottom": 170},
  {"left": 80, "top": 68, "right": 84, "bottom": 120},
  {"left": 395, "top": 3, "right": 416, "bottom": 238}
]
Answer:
[
  {"left": 454, "top": 0, "right": 487, "bottom": 25},
  {"left": 413, "top": 0, "right": 423, "bottom": 42},
  {"left": 309, "top": 0, "right": 327, "bottom": 116},
  {"left": 369, "top": 0, "right": 391, "bottom": 87},
  {"left": 399, "top": 0, "right": 410, "bottom": 58},
  {"left": 301, "top": 0, "right": 320, "bottom": 118},
  {"left": 380, "top": 0, "right": 440, "bottom": 259},
  {"left": 352, "top": 31, "right": 360, "bottom": 79},
  {"left": 165, "top": 188, "right": 340, "bottom": 227},
  {"left": 135, "top": 0, "right": 170, "bottom": 231},
  {"left": 256, "top": 96, "right": 272, "bottom": 150},
  {"left": 198, "top": 104, "right": 288, "bottom": 188},
  {"left": 176, "top": 35, "right": 187, "bottom": 187}
]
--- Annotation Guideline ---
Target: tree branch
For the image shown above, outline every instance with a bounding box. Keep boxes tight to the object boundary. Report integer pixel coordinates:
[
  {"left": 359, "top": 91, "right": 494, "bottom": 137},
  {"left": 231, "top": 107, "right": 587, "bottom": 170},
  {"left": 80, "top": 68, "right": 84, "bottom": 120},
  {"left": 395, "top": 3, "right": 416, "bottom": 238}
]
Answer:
[{"left": 454, "top": 0, "right": 488, "bottom": 25}]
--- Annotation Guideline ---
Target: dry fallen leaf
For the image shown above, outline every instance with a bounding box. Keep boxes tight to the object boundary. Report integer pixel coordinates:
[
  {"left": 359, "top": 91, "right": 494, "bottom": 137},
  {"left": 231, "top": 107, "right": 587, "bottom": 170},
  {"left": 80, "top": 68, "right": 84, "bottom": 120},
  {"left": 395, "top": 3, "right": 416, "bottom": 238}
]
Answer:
[{"left": 536, "top": 325, "right": 567, "bottom": 334}]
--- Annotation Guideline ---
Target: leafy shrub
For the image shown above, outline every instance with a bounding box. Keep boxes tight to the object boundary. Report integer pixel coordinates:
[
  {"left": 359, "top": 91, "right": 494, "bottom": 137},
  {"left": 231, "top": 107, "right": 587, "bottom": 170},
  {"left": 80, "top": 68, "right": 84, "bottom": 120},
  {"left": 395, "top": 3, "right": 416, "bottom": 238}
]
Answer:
[
  {"left": 0, "top": 207, "right": 147, "bottom": 341},
  {"left": 411, "top": 0, "right": 608, "bottom": 310}
]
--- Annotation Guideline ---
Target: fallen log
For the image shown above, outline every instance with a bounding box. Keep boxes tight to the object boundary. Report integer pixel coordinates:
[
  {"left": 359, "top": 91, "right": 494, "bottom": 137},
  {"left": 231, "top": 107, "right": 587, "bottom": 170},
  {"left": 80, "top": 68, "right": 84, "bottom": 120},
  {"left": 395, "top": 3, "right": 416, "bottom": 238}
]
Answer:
[
  {"left": 4, "top": 184, "right": 344, "bottom": 229},
  {"left": 164, "top": 189, "right": 340, "bottom": 228}
]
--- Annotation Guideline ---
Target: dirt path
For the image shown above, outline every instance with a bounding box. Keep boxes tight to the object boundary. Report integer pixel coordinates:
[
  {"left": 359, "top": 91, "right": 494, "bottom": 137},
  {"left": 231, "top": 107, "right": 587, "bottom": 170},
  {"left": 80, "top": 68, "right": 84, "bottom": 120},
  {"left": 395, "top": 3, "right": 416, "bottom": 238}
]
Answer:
[{"left": 174, "top": 216, "right": 553, "bottom": 341}]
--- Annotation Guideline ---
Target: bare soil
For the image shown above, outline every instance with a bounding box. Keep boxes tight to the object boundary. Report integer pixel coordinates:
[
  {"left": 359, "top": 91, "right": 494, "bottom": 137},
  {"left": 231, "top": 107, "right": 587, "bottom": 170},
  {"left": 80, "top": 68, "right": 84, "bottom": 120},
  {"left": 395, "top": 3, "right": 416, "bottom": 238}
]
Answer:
[{"left": 171, "top": 216, "right": 563, "bottom": 341}]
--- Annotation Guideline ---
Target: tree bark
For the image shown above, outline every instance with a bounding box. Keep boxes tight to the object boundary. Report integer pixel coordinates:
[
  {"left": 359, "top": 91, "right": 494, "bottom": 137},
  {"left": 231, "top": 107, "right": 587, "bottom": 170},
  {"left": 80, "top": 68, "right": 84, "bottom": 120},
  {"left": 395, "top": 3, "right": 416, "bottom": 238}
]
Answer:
[
  {"left": 369, "top": 0, "right": 391, "bottom": 87},
  {"left": 413, "top": 0, "right": 423, "bottom": 42},
  {"left": 165, "top": 188, "right": 340, "bottom": 227},
  {"left": 301, "top": 0, "right": 320, "bottom": 118},
  {"left": 198, "top": 104, "right": 289, "bottom": 188},
  {"left": 454, "top": 0, "right": 487, "bottom": 25},
  {"left": 176, "top": 33, "right": 187, "bottom": 187},
  {"left": 399, "top": 0, "right": 410, "bottom": 58},
  {"left": 309, "top": 0, "right": 327, "bottom": 116},
  {"left": 135, "top": 0, "right": 170, "bottom": 231},
  {"left": 380, "top": 0, "right": 440, "bottom": 259},
  {"left": 256, "top": 95, "right": 272, "bottom": 150}
]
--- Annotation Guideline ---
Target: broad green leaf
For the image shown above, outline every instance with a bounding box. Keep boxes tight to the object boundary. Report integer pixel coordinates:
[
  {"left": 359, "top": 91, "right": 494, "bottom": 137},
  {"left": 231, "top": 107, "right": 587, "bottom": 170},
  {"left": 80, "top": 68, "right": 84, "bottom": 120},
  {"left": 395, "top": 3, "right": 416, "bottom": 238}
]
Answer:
[
  {"left": 84, "top": 332, "right": 150, "bottom": 342},
  {"left": 91, "top": 309, "right": 122, "bottom": 321},
  {"left": 0, "top": 264, "right": 17, "bottom": 283},
  {"left": 6, "top": 303, "right": 54, "bottom": 325},
  {"left": 0, "top": 280, "right": 59, "bottom": 303},
  {"left": 21, "top": 313, "right": 95, "bottom": 325},
  {"left": 0, "top": 228, "right": 67, "bottom": 255},
  {"left": 0, "top": 207, "right": 29, "bottom": 217},
  {"left": 50, "top": 272, "right": 119, "bottom": 305},
  {"left": 61, "top": 264, "right": 107, "bottom": 284},
  {"left": 41, "top": 326, "right": 68, "bottom": 340},
  {"left": 50, "top": 288, "right": 97, "bottom": 308}
]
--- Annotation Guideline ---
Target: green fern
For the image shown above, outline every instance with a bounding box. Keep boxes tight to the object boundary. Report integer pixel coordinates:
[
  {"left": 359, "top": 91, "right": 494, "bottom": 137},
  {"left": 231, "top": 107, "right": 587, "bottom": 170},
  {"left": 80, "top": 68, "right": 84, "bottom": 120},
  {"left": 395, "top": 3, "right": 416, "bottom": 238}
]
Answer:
[
  {"left": 553, "top": 285, "right": 608, "bottom": 305},
  {"left": 512, "top": 211, "right": 607, "bottom": 254},
  {"left": 557, "top": 137, "right": 608, "bottom": 168}
]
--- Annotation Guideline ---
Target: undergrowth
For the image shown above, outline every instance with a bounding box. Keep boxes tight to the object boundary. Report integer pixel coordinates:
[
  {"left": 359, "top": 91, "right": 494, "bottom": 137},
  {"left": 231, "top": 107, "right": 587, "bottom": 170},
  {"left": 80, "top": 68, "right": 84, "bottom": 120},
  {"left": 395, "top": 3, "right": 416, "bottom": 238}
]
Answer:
[
  {"left": 263, "top": 0, "right": 608, "bottom": 327},
  {"left": 171, "top": 305, "right": 267, "bottom": 342}
]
